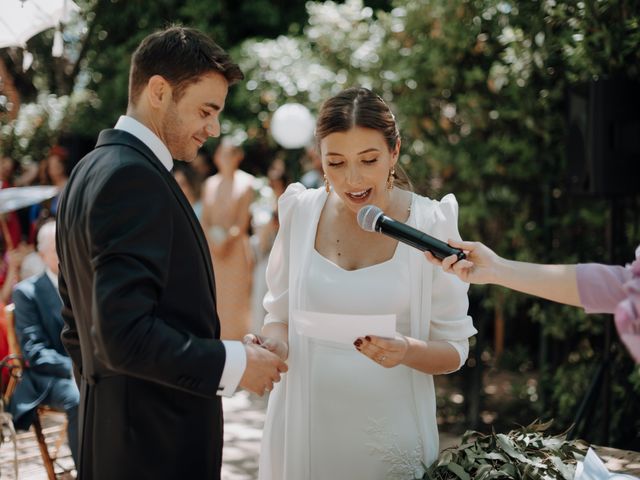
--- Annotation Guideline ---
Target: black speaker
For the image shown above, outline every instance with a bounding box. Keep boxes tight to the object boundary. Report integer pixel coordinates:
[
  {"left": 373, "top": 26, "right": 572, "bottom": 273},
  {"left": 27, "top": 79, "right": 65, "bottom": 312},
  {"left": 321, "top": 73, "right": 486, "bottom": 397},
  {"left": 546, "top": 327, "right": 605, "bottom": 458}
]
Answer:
[{"left": 566, "top": 78, "right": 640, "bottom": 196}]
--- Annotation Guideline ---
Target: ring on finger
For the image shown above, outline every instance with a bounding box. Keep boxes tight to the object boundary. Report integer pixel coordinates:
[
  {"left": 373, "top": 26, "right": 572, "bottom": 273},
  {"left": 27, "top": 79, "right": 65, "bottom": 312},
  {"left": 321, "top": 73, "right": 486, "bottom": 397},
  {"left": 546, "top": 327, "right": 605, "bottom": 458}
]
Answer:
[{"left": 377, "top": 355, "right": 387, "bottom": 363}]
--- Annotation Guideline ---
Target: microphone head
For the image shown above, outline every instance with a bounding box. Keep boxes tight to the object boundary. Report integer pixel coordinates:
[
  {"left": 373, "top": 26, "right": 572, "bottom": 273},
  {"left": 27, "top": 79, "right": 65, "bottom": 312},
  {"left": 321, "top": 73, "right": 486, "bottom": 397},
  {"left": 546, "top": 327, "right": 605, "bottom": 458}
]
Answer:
[{"left": 357, "top": 205, "right": 383, "bottom": 232}]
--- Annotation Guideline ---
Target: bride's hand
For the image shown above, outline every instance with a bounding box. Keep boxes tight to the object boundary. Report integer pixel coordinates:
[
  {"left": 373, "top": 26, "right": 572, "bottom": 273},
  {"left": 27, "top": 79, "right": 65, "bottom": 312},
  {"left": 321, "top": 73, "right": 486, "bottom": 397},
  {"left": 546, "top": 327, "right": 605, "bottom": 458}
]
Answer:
[
  {"left": 354, "top": 334, "right": 409, "bottom": 368},
  {"left": 262, "top": 337, "right": 289, "bottom": 361},
  {"left": 242, "top": 334, "right": 289, "bottom": 361}
]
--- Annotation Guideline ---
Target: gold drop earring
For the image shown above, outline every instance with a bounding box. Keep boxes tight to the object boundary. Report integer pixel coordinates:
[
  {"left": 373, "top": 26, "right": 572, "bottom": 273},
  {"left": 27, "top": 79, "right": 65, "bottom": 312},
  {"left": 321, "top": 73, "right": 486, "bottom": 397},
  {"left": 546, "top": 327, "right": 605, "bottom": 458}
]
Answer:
[
  {"left": 324, "top": 174, "right": 330, "bottom": 193},
  {"left": 386, "top": 168, "right": 395, "bottom": 190}
]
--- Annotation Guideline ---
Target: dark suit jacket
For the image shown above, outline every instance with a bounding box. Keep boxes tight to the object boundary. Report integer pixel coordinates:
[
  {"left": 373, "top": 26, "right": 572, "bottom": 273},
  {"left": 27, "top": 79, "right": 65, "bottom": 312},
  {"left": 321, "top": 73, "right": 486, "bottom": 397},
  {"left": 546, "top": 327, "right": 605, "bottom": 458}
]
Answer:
[
  {"left": 56, "top": 129, "right": 227, "bottom": 480},
  {"left": 9, "top": 273, "right": 74, "bottom": 430}
]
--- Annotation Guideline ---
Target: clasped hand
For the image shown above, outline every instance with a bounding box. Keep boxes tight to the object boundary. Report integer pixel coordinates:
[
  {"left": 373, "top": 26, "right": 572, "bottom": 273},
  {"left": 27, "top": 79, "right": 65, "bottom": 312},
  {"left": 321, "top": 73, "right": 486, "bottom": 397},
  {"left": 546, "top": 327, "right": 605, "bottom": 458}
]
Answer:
[
  {"left": 239, "top": 334, "right": 288, "bottom": 396},
  {"left": 243, "top": 334, "right": 289, "bottom": 362},
  {"left": 354, "top": 334, "right": 409, "bottom": 368}
]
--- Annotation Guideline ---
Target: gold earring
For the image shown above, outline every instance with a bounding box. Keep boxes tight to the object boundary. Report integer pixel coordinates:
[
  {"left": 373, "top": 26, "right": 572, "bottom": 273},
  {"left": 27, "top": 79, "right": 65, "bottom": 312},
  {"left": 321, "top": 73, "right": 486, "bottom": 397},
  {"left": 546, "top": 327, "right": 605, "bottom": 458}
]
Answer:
[
  {"left": 387, "top": 168, "right": 395, "bottom": 190},
  {"left": 324, "top": 174, "right": 330, "bottom": 193}
]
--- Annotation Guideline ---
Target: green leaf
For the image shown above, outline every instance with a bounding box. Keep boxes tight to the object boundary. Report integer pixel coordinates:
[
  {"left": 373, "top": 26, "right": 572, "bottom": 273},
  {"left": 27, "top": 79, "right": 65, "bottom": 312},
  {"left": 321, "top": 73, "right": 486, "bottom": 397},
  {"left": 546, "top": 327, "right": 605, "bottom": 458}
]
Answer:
[
  {"left": 475, "top": 464, "right": 494, "bottom": 479},
  {"left": 496, "top": 434, "right": 529, "bottom": 463},
  {"left": 447, "top": 462, "right": 471, "bottom": 480},
  {"left": 499, "top": 462, "right": 518, "bottom": 477},
  {"left": 483, "top": 452, "right": 508, "bottom": 462},
  {"left": 548, "top": 455, "right": 576, "bottom": 480},
  {"left": 528, "top": 419, "right": 554, "bottom": 432}
]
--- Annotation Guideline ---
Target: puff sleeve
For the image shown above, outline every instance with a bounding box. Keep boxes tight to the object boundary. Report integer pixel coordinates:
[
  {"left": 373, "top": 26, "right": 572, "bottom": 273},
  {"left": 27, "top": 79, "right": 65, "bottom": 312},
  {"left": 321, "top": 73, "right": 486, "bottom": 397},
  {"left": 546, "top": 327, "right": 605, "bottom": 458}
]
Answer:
[
  {"left": 427, "top": 193, "right": 477, "bottom": 369},
  {"left": 262, "top": 183, "right": 306, "bottom": 326}
]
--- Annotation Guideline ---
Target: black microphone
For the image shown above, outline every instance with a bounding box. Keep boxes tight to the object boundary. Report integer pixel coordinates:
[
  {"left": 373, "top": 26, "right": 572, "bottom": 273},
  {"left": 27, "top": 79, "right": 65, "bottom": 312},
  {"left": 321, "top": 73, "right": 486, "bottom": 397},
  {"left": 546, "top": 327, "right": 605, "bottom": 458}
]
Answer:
[{"left": 357, "top": 205, "right": 466, "bottom": 261}]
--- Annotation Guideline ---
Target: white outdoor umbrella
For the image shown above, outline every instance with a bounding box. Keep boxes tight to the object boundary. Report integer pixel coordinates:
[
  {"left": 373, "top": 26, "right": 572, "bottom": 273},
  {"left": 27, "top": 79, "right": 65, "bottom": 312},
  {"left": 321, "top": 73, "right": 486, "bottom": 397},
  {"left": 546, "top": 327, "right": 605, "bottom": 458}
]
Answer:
[{"left": 0, "top": 0, "right": 80, "bottom": 49}]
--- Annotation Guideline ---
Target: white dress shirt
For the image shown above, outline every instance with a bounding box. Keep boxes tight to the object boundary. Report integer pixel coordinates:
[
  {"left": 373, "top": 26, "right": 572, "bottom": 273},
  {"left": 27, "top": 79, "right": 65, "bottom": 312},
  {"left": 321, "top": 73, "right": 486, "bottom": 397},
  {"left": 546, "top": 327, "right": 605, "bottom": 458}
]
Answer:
[{"left": 114, "top": 115, "right": 246, "bottom": 397}]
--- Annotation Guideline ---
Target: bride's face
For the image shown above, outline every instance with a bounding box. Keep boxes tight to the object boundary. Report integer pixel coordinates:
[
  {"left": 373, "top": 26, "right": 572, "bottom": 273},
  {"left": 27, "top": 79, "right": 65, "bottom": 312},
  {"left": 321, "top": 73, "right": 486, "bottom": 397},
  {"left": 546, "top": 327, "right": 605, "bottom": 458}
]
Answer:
[{"left": 320, "top": 126, "right": 399, "bottom": 214}]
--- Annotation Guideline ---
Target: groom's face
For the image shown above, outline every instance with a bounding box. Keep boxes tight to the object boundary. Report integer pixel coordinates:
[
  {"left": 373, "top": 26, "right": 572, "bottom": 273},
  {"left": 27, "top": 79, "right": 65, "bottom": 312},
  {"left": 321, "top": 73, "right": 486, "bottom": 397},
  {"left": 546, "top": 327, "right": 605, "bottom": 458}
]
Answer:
[{"left": 161, "top": 72, "right": 229, "bottom": 162}]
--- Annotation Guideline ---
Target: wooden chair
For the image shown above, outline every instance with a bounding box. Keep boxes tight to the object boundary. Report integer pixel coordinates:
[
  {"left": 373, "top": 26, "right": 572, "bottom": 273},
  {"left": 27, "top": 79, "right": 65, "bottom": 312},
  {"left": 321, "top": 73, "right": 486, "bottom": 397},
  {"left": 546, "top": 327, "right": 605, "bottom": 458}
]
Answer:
[
  {"left": 1, "top": 303, "right": 22, "bottom": 478},
  {"left": 3, "top": 303, "right": 69, "bottom": 480}
]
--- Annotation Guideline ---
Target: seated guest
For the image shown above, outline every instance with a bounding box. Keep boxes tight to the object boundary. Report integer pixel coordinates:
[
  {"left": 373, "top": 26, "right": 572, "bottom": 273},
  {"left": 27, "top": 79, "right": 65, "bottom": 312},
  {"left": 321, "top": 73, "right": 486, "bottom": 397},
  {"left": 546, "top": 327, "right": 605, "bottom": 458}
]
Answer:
[{"left": 9, "top": 221, "right": 79, "bottom": 466}]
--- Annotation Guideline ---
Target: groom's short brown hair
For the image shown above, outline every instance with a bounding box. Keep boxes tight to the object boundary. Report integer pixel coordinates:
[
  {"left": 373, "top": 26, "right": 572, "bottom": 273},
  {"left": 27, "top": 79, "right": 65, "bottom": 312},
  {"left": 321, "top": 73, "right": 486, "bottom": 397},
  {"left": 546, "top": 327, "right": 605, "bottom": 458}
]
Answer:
[{"left": 128, "top": 26, "right": 243, "bottom": 105}]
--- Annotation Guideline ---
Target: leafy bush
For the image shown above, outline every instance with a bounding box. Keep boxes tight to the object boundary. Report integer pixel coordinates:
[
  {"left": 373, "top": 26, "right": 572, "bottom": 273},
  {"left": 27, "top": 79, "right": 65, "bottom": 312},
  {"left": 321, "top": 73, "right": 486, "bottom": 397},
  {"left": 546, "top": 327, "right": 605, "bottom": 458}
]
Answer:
[{"left": 376, "top": 0, "right": 640, "bottom": 447}]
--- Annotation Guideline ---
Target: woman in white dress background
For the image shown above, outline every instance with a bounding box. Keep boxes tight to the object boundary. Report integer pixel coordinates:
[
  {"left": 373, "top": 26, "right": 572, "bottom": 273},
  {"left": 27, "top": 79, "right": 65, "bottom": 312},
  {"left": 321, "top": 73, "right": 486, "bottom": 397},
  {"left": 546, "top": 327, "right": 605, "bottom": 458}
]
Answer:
[{"left": 250, "top": 87, "right": 477, "bottom": 480}]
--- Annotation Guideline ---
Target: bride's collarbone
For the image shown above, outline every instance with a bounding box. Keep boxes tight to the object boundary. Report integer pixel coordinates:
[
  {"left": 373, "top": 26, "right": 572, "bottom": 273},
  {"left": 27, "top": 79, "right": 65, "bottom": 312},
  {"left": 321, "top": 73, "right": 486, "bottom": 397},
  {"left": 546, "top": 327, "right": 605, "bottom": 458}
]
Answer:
[{"left": 315, "top": 225, "right": 398, "bottom": 269}]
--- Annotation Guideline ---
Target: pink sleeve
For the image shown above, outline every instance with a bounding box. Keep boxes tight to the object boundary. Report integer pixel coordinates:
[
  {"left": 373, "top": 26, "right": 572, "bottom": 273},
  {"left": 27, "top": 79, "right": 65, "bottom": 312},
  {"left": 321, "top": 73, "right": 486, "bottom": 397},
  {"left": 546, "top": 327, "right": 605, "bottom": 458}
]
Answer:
[{"left": 576, "top": 263, "right": 632, "bottom": 314}]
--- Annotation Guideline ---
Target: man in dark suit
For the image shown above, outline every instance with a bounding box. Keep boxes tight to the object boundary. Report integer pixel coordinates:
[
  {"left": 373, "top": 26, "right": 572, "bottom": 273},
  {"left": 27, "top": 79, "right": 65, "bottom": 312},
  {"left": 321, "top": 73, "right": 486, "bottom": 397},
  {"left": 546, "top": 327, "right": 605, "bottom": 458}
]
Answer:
[
  {"left": 55, "top": 27, "right": 287, "bottom": 480},
  {"left": 10, "top": 220, "right": 79, "bottom": 466}
]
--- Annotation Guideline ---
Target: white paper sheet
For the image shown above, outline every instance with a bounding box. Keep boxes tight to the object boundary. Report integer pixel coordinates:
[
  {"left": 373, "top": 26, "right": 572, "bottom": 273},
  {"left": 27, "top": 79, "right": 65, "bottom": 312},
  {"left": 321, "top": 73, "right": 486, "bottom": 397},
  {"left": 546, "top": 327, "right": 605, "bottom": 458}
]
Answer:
[
  {"left": 292, "top": 310, "right": 396, "bottom": 345},
  {"left": 574, "top": 448, "right": 639, "bottom": 480}
]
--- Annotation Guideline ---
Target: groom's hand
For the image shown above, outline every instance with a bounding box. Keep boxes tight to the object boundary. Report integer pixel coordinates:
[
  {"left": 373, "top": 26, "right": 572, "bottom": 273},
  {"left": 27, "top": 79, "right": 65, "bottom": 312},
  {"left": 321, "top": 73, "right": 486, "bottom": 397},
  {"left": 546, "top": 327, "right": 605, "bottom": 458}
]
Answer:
[
  {"left": 239, "top": 344, "right": 288, "bottom": 396},
  {"left": 243, "top": 333, "right": 289, "bottom": 361}
]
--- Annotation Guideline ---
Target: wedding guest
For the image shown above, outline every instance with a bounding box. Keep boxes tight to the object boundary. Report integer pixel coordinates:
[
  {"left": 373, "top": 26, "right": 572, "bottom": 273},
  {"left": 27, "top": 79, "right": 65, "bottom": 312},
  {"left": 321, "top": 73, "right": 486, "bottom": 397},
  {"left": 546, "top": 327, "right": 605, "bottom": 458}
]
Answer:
[
  {"left": 251, "top": 87, "right": 476, "bottom": 479},
  {"left": 201, "top": 137, "right": 255, "bottom": 340},
  {"left": 1, "top": 155, "right": 23, "bottom": 248},
  {"left": 30, "top": 145, "right": 69, "bottom": 218},
  {"left": 1, "top": 156, "right": 29, "bottom": 300},
  {"left": 173, "top": 162, "right": 204, "bottom": 220},
  {"left": 46, "top": 145, "right": 70, "bottom": 190},
  {"left": 249, "top": 159, "right": 289, "bottom": 333},
  {"left": 0, "top": 155, "right": 16, "bottom": 188},
  {"left": 426, "top": 240, "right": 640, "bottom": 363},
  {"left": 9, "top": 221, "right": 79, "bottom": 467},
  {"left": 193, "top": 147, "right": 215, "bottom": 180},
  {"left": 0, "top": 241, "right": 27, "bottom": 304},
  {"left": 20, "top": 217, "right": 52, "bottom": 280},
  {"left": 299, "top": 145, "right": 323, "bottom": 189}
]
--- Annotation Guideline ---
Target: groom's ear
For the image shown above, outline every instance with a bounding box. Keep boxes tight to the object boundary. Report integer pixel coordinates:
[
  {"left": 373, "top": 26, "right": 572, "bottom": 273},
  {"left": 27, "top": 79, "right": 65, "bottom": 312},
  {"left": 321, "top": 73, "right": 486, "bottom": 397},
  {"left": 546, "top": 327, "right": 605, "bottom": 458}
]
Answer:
[{"left": 146, "top": 75, "right": 172, "bottom": 109}]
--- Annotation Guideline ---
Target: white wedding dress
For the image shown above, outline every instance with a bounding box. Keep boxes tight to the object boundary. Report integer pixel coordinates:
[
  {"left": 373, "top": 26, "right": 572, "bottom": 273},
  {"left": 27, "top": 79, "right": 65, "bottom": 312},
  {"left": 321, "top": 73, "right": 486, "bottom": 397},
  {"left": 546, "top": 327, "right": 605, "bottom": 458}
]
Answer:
[
  {"left": 304, "top": 244, "right": 427, "bottom": 479},
  {"left": 258, "top": 183, "right": 477, "bottom": 480}
]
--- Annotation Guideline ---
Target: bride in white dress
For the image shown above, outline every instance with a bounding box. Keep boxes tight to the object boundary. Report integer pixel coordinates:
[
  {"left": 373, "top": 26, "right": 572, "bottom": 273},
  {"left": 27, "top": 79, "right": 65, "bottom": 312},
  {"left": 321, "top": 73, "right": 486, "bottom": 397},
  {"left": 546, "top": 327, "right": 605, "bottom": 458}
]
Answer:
[{"left": 249, "top": 87, "right": 477, "bottom": 480}]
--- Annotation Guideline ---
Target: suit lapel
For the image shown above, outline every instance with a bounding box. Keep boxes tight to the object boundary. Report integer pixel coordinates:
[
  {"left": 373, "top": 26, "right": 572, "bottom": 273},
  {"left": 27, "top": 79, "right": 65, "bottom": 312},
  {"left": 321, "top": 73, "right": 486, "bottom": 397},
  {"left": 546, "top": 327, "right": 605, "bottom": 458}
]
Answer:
[
  {"left": 158, "top": 165, "right": 218, "bottom": 294},
  {"left": 94, "top": 130, "right": 216, "bottom": 296},
  {"left": 34, "top": 274, "right": 63, "bottom": 334}
]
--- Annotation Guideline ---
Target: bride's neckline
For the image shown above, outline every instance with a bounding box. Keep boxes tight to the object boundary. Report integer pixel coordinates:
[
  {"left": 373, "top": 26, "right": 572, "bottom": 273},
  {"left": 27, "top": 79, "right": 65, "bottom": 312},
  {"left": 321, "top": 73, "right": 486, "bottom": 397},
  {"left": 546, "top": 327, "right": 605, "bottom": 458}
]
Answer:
[{"left": 312, "top": 192, "right": 415, "bottom": 272}]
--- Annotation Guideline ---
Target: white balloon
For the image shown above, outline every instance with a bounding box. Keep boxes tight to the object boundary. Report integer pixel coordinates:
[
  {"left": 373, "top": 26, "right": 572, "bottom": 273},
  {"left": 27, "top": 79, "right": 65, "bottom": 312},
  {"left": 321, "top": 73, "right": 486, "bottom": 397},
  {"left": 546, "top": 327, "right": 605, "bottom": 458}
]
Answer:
[{"left": 270, "top": 103, "right": 315, "bottom": 149}]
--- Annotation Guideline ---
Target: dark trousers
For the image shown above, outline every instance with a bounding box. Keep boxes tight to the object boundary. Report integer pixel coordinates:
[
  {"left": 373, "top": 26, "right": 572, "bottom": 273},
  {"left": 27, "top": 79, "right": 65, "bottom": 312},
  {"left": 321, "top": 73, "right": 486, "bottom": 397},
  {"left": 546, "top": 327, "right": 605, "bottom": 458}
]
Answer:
[{"left": 45, "top": 377, "right": 80, "bottom": 467}]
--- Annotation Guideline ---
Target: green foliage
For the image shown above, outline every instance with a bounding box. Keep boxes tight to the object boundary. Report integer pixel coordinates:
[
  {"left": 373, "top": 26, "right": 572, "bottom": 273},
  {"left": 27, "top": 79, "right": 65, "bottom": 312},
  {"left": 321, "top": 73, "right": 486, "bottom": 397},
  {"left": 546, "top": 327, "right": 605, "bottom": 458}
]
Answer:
[
  {"left": 370, "top": 0, "right": 640, "bottom": 446},
  {"left": 227, "top": 0, "right": 640, "bottom": 446},
  {"left": 422, "top": 420, "right": 586, "bottom": 480},
  {"left": 1, "top": 0, "right": 313, "bottom": 142},
  {"left": 228, "top": 0, "right": 393, "bottom": 140},
  {"left": 0, "top": 92, "right": 93, "bottom": 163}
]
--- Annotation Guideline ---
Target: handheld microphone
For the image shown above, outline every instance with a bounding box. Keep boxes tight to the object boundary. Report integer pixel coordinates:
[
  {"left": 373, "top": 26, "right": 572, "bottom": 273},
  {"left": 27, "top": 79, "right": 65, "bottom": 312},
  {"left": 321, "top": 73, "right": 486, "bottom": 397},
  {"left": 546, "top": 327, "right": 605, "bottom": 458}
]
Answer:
[{"left": 357, "top": 205, "right": 466, "bottom": 261}]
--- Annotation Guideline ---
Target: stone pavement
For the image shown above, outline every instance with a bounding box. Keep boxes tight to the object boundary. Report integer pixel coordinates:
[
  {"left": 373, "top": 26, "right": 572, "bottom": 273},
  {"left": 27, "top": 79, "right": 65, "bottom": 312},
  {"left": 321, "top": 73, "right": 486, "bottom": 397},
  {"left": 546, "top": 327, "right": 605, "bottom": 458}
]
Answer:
[
  {"left": 1, "top": 391, "right": 459, "bottom": 479},
  {"left": 0, "top": 409, "right": 74, "bottom": 479},
  {"left": 221, "top": 391, "right": 268, "bottom": 480},
  {"left": 0, "top": 392, "right": 268, "bottom": 480}
]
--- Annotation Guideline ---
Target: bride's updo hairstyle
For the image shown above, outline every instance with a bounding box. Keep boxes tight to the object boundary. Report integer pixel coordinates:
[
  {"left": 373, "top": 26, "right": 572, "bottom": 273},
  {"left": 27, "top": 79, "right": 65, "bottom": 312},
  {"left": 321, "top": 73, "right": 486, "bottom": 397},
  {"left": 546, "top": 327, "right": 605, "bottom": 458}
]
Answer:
[{"left": 314, "top": 87, "right": 411, "bottom": 190}]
